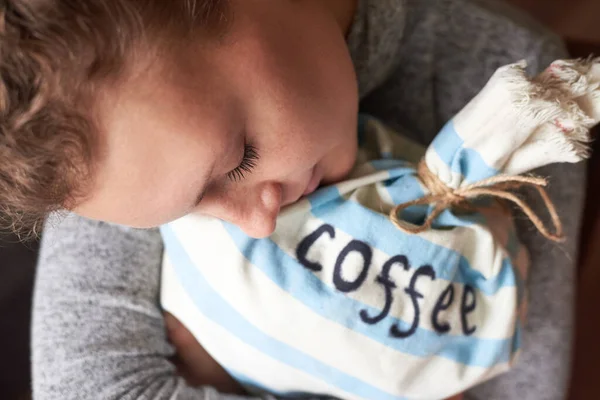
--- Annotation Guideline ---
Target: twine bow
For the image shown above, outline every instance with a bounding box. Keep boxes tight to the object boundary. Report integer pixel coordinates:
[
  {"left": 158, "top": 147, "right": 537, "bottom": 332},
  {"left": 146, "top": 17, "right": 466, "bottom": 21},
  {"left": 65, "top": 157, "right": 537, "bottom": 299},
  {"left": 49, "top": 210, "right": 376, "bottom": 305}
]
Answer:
[{"left": 389, "top": 160, "right": 565, "bottom": 242}]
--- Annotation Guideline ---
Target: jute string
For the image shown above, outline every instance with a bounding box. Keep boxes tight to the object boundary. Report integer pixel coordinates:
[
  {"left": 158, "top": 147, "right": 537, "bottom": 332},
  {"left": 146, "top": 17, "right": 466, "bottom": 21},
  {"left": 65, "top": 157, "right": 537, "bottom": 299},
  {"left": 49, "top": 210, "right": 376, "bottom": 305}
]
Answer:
[{"left": 389, "top": 160, "right": 565, "bottom": 242}]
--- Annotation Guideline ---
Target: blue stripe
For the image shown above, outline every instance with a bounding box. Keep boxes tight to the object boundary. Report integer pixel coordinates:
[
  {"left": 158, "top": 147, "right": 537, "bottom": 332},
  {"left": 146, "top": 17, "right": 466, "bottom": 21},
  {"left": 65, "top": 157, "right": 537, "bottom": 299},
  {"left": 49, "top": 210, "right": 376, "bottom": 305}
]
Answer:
[
  {"left": 432, "top": 121, "right": 499, "bottom": 183},
  {"left": 367, "top": 162, "right": 430, "bottom": 225},
  {"left": 310, "top": 187, "right": 523, "bottom": 354},
  {"left": 364, "top": 167, "right": 525, "bottom": 305},
  {"left": 372, "top": 162, "right": 487, "bottom": 228},
  {"left": 369, "top": 160, "right": 414, "bottom": 172},
  {"left": 221, "top": 220, "right": 517, "bottom": 368},
  {"left": 369, "top": 160, "right": 522, "bottom": 264},
  {"left": 309, "top": 187, "right": 517, "bottom": 295},
  {"left": 310, "top": 186, "right": 524, "bottom": 352},
  {"left": 420, "top": 121, "right": 527, "bottom": 306},
  {"left": 314, "top": 166, "right": 525, "bottom": 340},
  {"left": 161, "top": 225, "right": 408, "bottom": 400},
  {"left": 432, "top": 210, "right": 525, "bottom": 308},
  {"left": 313, "top": 182, "right": 523, "bottom": 341}
]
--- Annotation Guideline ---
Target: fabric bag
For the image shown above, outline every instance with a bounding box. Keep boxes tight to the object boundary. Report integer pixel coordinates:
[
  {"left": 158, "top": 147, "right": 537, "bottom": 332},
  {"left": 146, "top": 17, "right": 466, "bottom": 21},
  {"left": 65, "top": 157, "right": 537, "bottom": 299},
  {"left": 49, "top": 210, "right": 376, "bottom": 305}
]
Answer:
[{"left": 161, "top": 59, "right": 598, "bottom": 400}]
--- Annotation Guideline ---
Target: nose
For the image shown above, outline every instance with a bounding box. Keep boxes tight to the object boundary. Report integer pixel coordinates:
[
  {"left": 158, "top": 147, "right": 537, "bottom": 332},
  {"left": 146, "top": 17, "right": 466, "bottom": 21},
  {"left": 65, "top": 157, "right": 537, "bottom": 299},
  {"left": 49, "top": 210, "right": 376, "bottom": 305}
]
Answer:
[{"left": 229, "top": 182, "right": 282, "bottom": 238}]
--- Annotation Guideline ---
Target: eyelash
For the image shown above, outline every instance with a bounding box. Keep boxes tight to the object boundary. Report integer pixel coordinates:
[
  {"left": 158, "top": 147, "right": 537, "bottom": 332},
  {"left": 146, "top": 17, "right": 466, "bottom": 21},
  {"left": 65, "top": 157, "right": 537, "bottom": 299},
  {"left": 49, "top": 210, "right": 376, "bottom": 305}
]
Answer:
[{"left": 226, "top": 144, "right": 259, "bottom": 182}]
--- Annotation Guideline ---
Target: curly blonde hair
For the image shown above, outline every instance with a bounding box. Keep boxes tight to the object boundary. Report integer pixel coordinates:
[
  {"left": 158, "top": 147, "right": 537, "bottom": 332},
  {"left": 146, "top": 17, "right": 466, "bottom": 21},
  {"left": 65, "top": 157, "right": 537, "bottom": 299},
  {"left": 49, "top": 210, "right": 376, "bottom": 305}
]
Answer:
[{"left": 0, "top": 0, "right": 228, "bottom": 237}]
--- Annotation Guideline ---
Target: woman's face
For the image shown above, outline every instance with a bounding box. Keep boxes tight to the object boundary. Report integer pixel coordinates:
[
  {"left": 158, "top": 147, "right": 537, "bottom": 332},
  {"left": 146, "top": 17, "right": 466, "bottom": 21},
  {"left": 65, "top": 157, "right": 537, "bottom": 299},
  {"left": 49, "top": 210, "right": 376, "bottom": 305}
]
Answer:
[{"left": 76, "top": 0, "right": 359, "bottom": 238}]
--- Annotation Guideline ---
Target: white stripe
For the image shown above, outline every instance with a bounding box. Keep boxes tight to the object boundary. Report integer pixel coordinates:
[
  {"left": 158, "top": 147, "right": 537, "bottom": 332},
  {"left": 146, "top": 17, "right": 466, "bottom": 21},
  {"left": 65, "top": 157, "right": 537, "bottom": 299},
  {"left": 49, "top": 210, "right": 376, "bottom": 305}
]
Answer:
[
  {"left": 272, "top": 210, "right": 519, "bottom": 340},
  {"left": 424, "top": 147, "right": 463, "bottom": 189},
  {"left": 161, "top": 256, "right": 361, "bottom": 399},
  {"left": 314, "top": 171, "right": 523, "bottom": 296},
  {"left": 451, "top": 64, "right": 541, "bottom": 172},
  {"left": 167, "top": 217, "right": 515, "bottom": 399}
]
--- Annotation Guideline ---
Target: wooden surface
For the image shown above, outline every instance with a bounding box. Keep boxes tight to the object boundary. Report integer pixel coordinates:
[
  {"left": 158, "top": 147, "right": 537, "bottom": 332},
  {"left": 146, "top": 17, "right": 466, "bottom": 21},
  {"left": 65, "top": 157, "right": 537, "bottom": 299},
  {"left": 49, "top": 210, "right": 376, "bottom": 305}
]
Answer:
[
  {"left": 569, "top": 130, "right": 600, "bottom": 400},
  {"left": 571, "top": 208, "right": 600, "bottom": 400},
  {"left": 505, "top": 0, "right": 600, "bottom": 42}
]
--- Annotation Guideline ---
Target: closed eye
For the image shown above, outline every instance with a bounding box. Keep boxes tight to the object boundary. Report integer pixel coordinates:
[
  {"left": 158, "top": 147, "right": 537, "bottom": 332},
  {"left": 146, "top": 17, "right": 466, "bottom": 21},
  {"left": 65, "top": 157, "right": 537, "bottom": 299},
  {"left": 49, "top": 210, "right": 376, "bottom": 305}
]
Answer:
[{"left": 226, "top": 144, "right": 259, "bottom": 182}]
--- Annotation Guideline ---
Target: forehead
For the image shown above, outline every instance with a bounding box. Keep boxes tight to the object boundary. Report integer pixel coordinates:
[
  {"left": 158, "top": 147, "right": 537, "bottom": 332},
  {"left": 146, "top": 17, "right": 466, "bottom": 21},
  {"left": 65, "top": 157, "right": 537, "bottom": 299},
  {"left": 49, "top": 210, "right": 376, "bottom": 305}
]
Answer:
[{"left": 78, "top": 48, "right": 235, "bottom": 226}]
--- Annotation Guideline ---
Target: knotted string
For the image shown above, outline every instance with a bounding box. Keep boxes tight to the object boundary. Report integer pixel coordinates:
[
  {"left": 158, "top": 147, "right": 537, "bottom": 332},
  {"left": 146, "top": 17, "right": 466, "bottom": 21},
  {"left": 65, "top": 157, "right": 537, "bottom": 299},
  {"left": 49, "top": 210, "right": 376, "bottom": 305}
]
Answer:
[{"left": 389, "top": 160, "right": 565, "bottom": 242}]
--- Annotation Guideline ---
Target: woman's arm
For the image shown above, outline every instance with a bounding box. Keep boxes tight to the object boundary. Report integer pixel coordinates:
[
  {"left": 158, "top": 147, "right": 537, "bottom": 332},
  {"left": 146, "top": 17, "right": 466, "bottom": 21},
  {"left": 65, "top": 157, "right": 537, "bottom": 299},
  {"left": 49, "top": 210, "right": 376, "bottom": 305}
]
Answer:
[{"left": 31, "top": 213, "right": 271, "bottom": 400}]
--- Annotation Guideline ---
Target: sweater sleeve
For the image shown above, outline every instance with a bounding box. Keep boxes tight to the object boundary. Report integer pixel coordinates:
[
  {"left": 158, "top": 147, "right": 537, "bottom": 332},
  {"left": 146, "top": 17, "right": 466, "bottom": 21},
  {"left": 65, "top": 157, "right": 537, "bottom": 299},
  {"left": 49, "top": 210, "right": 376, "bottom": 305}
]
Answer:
[{"left": 31, "top": 213, "right": 278, "bottom": 400}]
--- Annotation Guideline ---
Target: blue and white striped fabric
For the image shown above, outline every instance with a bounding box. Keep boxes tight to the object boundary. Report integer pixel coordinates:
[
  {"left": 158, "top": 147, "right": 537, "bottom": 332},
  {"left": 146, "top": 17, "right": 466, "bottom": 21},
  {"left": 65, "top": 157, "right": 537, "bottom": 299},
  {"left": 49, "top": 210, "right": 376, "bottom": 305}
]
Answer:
[{"left": 160, "top": 60, "right": 598, "bottom": 400}]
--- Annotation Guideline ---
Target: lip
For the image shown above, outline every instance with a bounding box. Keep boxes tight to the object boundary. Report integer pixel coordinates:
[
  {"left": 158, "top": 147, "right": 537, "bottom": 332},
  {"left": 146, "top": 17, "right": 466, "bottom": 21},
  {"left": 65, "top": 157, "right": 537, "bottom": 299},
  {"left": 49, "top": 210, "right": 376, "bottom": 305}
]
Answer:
[{"left": 303, "top": 165, "right": 322, "bottom": 196}]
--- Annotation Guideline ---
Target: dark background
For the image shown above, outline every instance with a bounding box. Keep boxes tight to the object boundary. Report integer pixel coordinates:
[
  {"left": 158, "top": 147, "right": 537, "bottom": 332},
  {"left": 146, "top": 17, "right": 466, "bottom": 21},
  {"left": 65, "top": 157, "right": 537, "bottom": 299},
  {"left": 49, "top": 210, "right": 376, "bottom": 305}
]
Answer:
[
  {"left": 0, "top": 236, "right": 37, "bottom": 399},
  {"left": 1, "top": 1, "right": 599, "bottom": 399}
]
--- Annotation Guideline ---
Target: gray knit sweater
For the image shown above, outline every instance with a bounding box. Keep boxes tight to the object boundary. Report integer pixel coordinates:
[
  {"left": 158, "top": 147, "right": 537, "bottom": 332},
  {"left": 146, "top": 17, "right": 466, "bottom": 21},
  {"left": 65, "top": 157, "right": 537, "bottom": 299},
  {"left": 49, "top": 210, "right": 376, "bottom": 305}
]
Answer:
[{"left": 32, "top": 1, "right": 582, "bottom": 399}]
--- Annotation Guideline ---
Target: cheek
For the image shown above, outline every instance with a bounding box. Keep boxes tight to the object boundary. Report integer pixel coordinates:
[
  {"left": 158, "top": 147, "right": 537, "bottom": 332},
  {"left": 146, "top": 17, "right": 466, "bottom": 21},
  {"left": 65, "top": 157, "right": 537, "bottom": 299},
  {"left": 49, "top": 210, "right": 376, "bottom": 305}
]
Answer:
[
  {"left": 79, "top": 170, "right": 196, "bottom": 228},
  {"left": 244, "top": 53, "right": 358, "bottom": 174},
  {"left": 221, "top": 6, "right": 359, "bottom": 180},
  {"left": 81, "top": 134, "right": 214, "bottom": 228},
  {"left": 320, "top": 134, "right": 358, "bottom": 183},
  {"left": 227, "top": 8, "right": 358, "bottom": 140}
]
